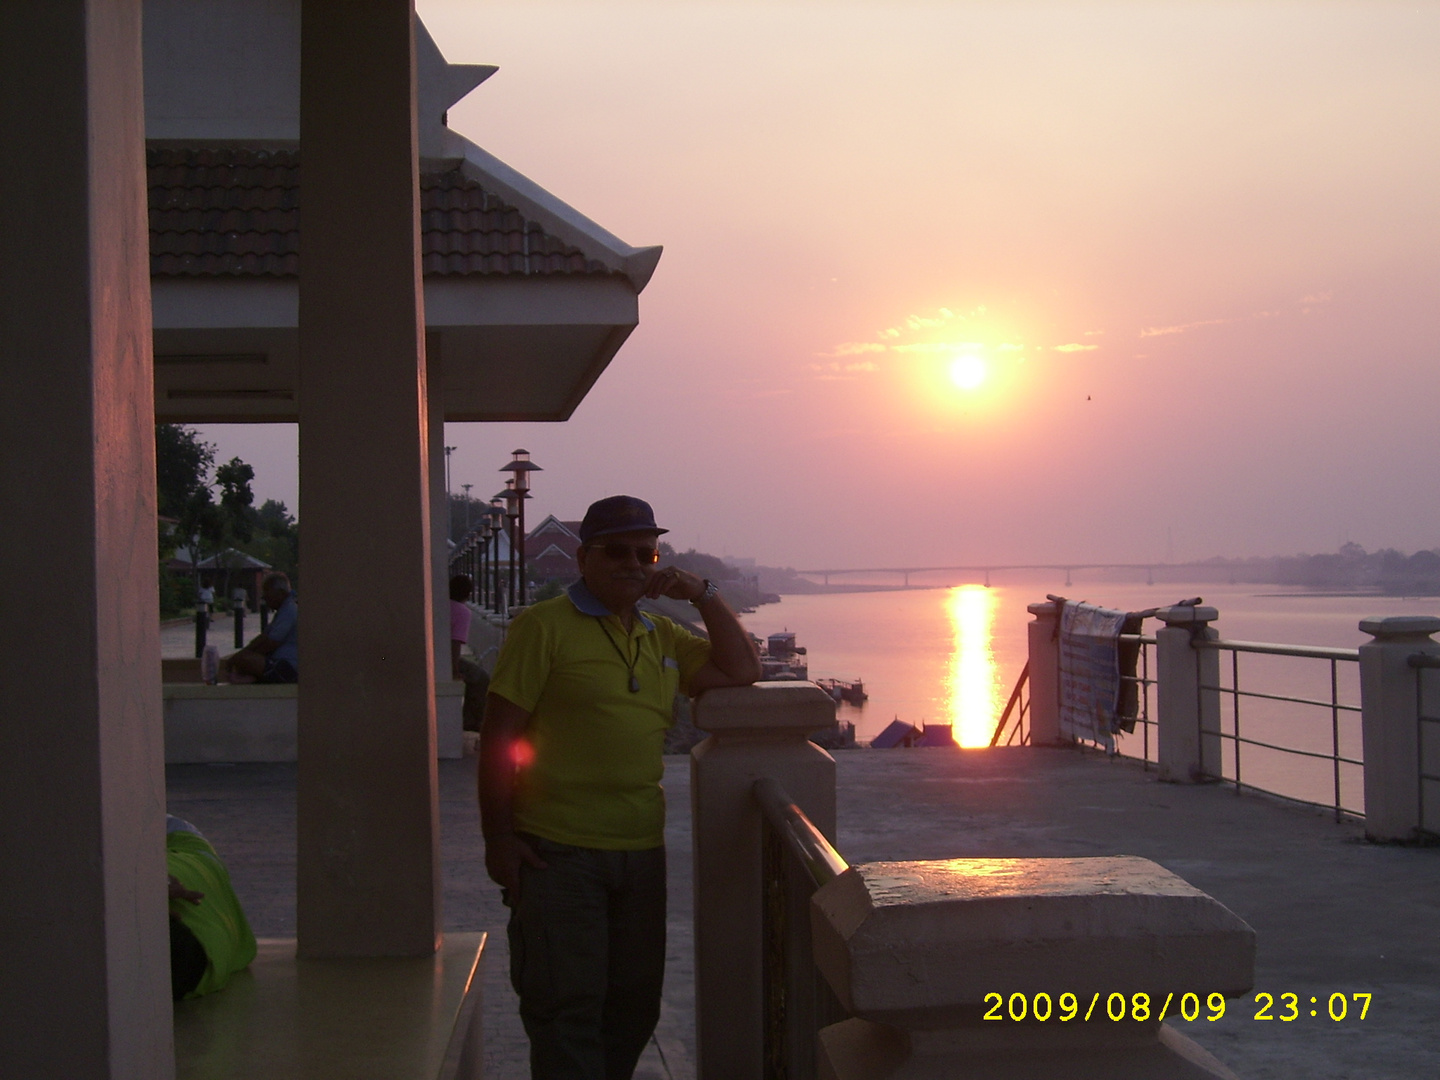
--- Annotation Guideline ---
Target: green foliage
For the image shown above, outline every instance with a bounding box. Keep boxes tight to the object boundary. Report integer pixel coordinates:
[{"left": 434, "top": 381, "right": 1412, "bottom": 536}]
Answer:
[
  {"left": 532, "top": 578, "right": 564, "bottom": 602},
  {"left": 671, "top": 548, "right": 736, "bottom": 581},
  {"left": 239, "top": 499, "right": 300, "bottom": 585},
  {"left": 215, "top": 458, "right": 255, "bottom": 543}
]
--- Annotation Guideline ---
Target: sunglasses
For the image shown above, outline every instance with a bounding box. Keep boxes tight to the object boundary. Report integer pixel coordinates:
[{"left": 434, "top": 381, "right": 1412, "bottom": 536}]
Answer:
[{"left": 590, "top": 542, "right": 660, "bottom": 564}]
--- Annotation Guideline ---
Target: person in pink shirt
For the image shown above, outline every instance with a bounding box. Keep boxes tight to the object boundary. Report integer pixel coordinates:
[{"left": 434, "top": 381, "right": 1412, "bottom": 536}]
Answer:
[{"left": 450, "top": 574, "right": 488, "bottom": 730}]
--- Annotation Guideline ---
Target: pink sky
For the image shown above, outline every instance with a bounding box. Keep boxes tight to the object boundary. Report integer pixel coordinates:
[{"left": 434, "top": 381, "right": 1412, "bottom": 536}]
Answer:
[{"left": 201, "top": 1, "right": 1440, "bottom": 569}]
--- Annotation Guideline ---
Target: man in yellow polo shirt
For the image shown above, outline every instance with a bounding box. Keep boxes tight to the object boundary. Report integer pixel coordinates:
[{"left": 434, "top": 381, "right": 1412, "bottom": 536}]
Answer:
[{"left": 480, "top": 495, "right": 761, "bottom": 1080}]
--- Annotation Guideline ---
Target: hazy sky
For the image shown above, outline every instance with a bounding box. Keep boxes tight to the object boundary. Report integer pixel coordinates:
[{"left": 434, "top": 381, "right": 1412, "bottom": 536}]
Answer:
[{"left": 201, "top": 1, "right": 1440, "bottom": 569}]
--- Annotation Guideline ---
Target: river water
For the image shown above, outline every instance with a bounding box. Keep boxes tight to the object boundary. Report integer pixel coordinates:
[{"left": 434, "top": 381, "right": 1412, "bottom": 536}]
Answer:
[{"left": 741, "top": 578, "right": 1440, "bottom": 810}]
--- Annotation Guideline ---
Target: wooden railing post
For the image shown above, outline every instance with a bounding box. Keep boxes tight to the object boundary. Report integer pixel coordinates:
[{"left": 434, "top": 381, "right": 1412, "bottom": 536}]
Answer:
[{"left": 691, "top": 682, "right": 837, "bottom": 1080}]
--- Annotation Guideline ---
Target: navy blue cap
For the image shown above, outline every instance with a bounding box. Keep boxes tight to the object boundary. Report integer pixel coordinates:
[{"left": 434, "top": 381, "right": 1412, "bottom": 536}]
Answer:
[{"left": 579, "top": 495, "right": 668, "bottom": 544}]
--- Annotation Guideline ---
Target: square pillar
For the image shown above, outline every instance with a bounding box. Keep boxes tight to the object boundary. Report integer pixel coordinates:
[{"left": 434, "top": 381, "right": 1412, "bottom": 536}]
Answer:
[
  {"left": 1359, "top": 616, "right": 1440, "bottom": 841},
  {"left": 297, "top": 0, "right": 440, "bottom": 957},
  {"left": 0, "top": 3, "right": 173, "bottom": 1075},
  {"left": 1026, "top": 601, "right": 1062, "bottom": 744},
  {"left": 1155, "top": 605, "right": 1222, "bottom": 784},
  {"left": 427, "top": 332, "right": 451, "bottom": 683},
  {"left": 690, "top": 682, "right": 838, "bottom": 1080}
]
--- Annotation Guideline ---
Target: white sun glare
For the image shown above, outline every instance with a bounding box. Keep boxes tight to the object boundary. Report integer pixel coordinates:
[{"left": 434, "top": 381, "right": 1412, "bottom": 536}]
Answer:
[{"left": 948, "top": 355, "right": 987, "bottom": 390}]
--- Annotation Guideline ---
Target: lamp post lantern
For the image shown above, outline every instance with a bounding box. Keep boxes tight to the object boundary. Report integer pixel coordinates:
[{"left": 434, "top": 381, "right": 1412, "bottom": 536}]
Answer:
[
  {"left": 461, "top": 482, "right": 473, "bottom": 535},
  {"left": 498, "top": 449, "right": 542, "bottom": 605}
]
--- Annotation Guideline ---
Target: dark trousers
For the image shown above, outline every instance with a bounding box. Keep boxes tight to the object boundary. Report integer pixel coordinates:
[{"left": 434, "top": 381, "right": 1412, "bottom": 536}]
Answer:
[{"left": 508, "top": 834, "right": 666, "bottom": 1080}]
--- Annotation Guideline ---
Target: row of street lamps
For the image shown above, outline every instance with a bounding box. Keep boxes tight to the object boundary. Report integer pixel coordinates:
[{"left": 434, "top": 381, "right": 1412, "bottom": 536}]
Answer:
[{"left": 449, "top": 448, "right": 542, "bottom": 614}]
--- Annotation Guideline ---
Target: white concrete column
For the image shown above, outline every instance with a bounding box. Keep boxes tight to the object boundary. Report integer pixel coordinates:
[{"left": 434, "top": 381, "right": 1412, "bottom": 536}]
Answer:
[
  {"left": 1026, "top": 601, "right": 1062, "bottom": 745},
  {"left": 1359, "top": 616, "right": 1440, "bottom": 841},
  {"left": 297, "top": 0, "right": 441, "bottom": 957},
  {"left": 1155, "top": 605, "right": 1222, "bottom": 784},
  {"left": 427, "top": 332, "right": 450, "bottom": 682},
  {"left": 0, "top": 3, "right": 173, "bottom": 1075},
  {"left": 691, "top": 683, "right": 838, "bottom": 1080}
]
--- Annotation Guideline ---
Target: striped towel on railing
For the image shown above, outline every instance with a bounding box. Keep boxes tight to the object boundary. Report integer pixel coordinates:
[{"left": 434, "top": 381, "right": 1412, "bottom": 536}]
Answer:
[{"left": 1058, "top": 601, "right": 1137, "bottom": 750}]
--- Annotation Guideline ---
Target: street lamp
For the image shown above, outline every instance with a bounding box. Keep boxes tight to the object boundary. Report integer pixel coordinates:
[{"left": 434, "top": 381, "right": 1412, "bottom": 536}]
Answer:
[
  {"left": 477, "top": 518, "right": 492, "bottom": 608},
  {"left": 490, "top": 489, "right": 516, "bottom": 613},
  {"left": 461, "top": 483, "right": 473, "bottom": 535},
  {"left": 443, "top": 444, "right": 457, "bottom": 542},
  {"left": 498, "top": 448, "right": 542, "bottom": 605},
  {"left": 485, "top": 498, "right": 505, "bottom": 612}
]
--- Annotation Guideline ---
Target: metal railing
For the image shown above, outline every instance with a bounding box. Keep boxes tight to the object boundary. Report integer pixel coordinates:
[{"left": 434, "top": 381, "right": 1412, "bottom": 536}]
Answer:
[
  {"left": 1117, "top": 633, "right": 1159, "bottom": 765},
  {"left": 1410, "top": 653, "right": 1440, "bottom": 835},
  {"left": 989, "top": 660, "right": 1030, "bottom": 747},
  {"left": 753, "top": 778, "right": 849, "bottom": 1080},
  {"left": 1195, "top": 638, "right": 1362, "bottom": 821}
]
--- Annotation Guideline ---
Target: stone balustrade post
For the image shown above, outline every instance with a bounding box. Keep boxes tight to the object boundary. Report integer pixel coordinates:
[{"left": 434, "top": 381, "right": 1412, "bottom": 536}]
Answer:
[
  {"left": 810, "top": 856, "right": 1255, "bottom": 1079},
  {"left": 1155, "top": 605, "right": 1222, "bottom": 783},
  {"left": 691, "top": 682, "right": 838, "bottom": 1080},
  {"left": 1359, "top": 616, "right": 1440, "bottom": 841},
  {"left": 1026, "top": 602, "right": 1061, "bottom": 745}
]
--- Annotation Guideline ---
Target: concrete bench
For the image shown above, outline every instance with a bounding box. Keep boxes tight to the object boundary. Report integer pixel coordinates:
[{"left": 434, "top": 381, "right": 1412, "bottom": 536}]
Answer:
[
  {"left": 163, "top": 681, "right": 465, "bottom": 763},
  {"left": 173, "top": 933, "right": 485, "bottom": 1080}
]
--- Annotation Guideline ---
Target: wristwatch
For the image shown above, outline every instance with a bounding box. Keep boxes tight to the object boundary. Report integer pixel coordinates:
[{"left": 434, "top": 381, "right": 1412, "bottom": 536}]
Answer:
[{"left": 692, "top": 578, "right": 720, "bottom": 606}]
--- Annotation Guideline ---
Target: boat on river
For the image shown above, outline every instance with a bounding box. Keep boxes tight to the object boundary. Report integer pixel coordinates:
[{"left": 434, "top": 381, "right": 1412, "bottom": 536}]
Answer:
[{"left": 815, "top": 677, "right": 868, "bottom": 705}]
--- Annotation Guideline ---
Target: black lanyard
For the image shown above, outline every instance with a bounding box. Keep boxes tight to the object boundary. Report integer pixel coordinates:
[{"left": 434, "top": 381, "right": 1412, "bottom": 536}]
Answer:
[{"left": 597, "top": 618, "right": 642, "bottom": 693}]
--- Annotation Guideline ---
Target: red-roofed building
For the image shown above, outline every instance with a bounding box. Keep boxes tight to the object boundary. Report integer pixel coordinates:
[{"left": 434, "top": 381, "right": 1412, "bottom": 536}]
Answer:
[
  {"left": 527, "top": 516, "right": 585, "bottom": 583},
  {"left": 146, "top": 6, "right": 661, "bottom": 424}
]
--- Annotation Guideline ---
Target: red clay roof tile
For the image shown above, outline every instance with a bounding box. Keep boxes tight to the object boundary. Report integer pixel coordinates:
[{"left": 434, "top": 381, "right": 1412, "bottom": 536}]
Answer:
[{"left": 148, "top": 145, "right": 615, "bottom": 279}]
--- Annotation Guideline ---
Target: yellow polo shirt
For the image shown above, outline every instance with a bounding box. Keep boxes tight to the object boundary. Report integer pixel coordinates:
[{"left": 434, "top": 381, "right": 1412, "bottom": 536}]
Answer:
[{"left": 490, "top": 583, "right": 712, "bottom": 849}]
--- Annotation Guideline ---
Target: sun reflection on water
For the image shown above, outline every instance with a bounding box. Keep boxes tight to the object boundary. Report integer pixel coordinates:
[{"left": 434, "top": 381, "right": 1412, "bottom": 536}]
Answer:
[{"left": 945, "top": 585, "right": 1001, "bottom": 747}]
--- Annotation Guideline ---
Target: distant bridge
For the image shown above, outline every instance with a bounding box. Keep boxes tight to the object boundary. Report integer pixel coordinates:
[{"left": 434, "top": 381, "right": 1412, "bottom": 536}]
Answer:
[{"left": 795, "top": 562, "right": 1218, "bottom": 588}]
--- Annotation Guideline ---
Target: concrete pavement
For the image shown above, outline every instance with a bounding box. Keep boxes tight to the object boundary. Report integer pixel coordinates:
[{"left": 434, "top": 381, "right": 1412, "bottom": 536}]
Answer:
[{"left": 166, "top": 746, "right": 1440, "bottom": 1080}]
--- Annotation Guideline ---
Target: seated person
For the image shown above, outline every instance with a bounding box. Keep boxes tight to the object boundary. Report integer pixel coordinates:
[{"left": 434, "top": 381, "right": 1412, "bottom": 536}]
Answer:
[
  {"left": 222, "top": 573, "right": 297, "bottom": 683},
  {"left": 167, "top": 815, "right": 257, "bottom": 1001},
  {"left": 450, "top": 574, "right": 489, "bottom": 732}
]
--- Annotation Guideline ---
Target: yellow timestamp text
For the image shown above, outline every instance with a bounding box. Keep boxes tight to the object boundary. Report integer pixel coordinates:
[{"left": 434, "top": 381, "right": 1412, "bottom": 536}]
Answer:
[{"left": 982, "top": 991, "right": 1372, "bottom": 1023}]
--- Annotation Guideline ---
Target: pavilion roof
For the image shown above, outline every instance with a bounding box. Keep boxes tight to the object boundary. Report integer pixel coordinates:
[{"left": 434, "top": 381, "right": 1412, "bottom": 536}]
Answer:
[{"left": 148, "top": 145, "right": 618, "bottom": 279}]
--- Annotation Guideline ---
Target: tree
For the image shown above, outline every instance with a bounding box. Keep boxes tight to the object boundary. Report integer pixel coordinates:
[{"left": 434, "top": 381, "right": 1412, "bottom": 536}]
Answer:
[
  {"left": 242, "top": 499, "right": 300, "bottom": 585},
  {"left": 155, "top": 424, "right": 219, "bottom": 561},
  {"left": 153, "top": 425, "right": 261, "bottom": 610}
]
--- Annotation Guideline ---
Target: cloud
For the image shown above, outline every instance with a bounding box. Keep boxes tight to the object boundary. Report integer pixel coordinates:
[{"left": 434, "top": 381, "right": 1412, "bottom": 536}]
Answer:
[
  {"left": 1300, "top": 291, "right": 1333, "bottom": 306},
  {"left": 823, "top": 341, "right": 887, "bottom": 357},
  {"left": 1054, "top": 343, "right": 1098, "bottom": 353},
  {"left": 1139, "top": 317, "right": 1229, "bottom": 338},
  {"left": 997, "top": 343, "right": 1025, "bottom": 352},
  {"left": 810, "top": 360, "right": 880, "bottom": 376},
  {"left": 1083, "top": 329, "right": 1104, "bottom": 336},
  {"left": 892, "top": 341, "right": 985, "bottom": 354},
  {"left": 878, "top": 327, "right": 901, "bottom": 339}
]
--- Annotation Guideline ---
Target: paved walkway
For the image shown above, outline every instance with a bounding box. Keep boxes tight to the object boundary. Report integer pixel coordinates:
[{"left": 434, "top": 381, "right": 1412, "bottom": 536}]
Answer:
[{"left": 166, "top": 746, "right": 1440, "bottom": 1080}]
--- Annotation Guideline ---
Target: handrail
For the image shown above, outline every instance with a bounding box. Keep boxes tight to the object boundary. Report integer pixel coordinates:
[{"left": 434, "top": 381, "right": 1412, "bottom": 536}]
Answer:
[
  {"left": 1409, "top": 653, "right": 1440, "bottom": 669},
  {"left": 989, "top": 661, "right": 1030, "bottom": 747},
  {"left": 753, "top": 778, "right": 848, "bottom": 888},
  {"left": 1195, "top": 638, "right": 1360, "bottom": 662}
]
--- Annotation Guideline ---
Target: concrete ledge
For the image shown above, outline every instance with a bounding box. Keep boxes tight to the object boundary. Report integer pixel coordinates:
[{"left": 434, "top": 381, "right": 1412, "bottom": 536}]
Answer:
[
  {"left": 812, "top": 856, "right": 1255, "bottom": 1029},
  {"left": 693, "top": 680, "right": 837, "bottom": 735},
  {"left": 163, "top": 682, "right": 465, "bottom": 763},
  {"left": 174, "top": 933, "right": 485, "bottom": 1080},
  {"left": 811, "top": 857, "right": 1254, "bottom": 1078}
]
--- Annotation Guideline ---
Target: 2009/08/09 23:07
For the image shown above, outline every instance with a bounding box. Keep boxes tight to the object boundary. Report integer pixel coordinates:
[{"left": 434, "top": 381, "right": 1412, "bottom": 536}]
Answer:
[{"left": 982, "top": 991, "right": 1373, "bottom": 1024}]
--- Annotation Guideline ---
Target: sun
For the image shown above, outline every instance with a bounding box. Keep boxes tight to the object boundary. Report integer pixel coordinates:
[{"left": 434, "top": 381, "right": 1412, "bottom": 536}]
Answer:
[{"left": 948, "top": 355, "right": 987, "bottom": 390}]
